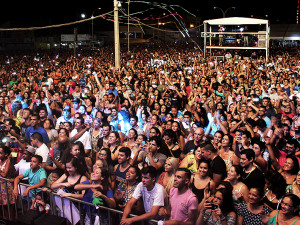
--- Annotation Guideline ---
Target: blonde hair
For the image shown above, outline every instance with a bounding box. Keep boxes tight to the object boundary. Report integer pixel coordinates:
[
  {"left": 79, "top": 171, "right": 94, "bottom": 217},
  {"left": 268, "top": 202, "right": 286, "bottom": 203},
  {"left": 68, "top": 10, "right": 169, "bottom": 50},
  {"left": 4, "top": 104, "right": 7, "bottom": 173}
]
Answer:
[{"left": 165, "top": 157, "right": 180, "bottom": 194}]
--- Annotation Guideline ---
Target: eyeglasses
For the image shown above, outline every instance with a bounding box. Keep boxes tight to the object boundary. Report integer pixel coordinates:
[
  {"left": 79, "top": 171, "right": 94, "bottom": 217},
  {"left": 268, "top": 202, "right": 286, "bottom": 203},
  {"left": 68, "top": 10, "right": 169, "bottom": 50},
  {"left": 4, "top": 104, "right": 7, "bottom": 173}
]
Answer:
[{"left": 281, "top": 202, "right": 293, "bottom": 208}]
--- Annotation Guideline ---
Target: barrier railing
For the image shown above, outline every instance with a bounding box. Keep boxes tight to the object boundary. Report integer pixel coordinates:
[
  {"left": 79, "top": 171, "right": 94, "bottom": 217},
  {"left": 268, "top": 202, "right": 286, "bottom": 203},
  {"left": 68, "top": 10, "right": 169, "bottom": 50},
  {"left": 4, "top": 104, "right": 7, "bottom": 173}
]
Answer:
[{"left": 0, "top": 177, "right": 158, "bottom": 225}]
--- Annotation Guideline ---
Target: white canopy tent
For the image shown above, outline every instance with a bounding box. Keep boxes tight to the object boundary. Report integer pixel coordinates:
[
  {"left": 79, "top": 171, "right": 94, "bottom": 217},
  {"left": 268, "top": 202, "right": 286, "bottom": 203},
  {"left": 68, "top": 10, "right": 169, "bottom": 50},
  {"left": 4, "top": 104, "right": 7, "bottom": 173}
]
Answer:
[{"left": 203, "top": 17, "right": 270, "bottom": 60}]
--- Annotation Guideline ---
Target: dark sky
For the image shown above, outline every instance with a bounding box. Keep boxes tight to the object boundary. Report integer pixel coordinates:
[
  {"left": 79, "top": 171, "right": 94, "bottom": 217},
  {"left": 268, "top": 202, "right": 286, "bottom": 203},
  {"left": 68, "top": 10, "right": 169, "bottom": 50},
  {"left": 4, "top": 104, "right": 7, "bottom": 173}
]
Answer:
[{"left": 0, "top": 0, "right": 297, "bottom": 31}]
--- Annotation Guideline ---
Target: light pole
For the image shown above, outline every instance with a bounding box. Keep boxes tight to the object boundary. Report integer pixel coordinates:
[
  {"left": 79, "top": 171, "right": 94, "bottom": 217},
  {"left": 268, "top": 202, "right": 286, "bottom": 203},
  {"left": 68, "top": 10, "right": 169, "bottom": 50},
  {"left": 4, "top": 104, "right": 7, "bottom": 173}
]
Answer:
[
  {"left": 92, "top": 8, "right": 101, "bottom": 48},
  {"left": 114, "top": 0, "right": 121, "bottom": 70},
  {"left": 127, "top": 0, "right": 130, "bottom": 53},
  {"left": 213, "top": 6, "right": 236, "bottom": 18}
]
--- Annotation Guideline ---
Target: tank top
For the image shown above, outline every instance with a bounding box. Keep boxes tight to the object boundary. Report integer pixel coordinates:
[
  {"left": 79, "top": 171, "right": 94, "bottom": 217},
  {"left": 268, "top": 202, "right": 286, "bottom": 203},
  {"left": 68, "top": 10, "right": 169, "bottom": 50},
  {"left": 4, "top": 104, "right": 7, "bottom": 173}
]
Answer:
[
  {"left": 63, "top": 175, "right": 83, "bottom": 194},
  {"left": 190, "top": 176, "right": 210, "bottom": 203},
  {"left": 115, "top": 164, "right": 130, "bottom": 187},
  {"left": 268, "top": 210, "right": 300, "bottom": 225}
]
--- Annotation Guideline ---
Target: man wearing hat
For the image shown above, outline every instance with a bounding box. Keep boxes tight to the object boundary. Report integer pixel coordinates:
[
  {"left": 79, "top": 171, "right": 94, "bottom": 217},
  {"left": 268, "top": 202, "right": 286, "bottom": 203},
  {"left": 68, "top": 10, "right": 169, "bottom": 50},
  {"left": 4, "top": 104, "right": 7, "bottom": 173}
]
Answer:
[
  {"left": 14, "top": 146, "right": 35, "bottom": 177},
  {"left": 55, "top": 106, "right": 74, "bottom": 130}
]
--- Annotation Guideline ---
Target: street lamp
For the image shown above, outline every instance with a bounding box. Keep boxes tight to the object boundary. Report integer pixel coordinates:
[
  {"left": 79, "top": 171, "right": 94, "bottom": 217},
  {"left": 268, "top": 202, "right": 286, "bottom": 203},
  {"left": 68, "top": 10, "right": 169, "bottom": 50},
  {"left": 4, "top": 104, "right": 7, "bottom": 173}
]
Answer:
[
  {"left": 127, "top": 0, "right": 130, "bottom": 53},
  {"left": 213, "top": 6, "right": 236, "bottom": 18},
  {"left": 92, "top": 8, "right": 101, "bottom": 48}
]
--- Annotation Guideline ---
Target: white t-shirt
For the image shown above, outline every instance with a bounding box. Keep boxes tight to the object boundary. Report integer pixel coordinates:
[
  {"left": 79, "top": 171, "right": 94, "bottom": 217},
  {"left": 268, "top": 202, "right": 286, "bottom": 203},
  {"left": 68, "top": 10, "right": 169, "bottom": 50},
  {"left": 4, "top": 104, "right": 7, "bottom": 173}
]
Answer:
[
  {"left": 132, "top": 182, "right": 166, "bottom": 213},
  {"left": 70, "top": 129, "right": 92, "bottom": 150},
  {"left": 14, "top": 159, "right": 31, "bottom": 178},
  {"left": 35, "top": 143, "right": 49, "bottom": 163}
]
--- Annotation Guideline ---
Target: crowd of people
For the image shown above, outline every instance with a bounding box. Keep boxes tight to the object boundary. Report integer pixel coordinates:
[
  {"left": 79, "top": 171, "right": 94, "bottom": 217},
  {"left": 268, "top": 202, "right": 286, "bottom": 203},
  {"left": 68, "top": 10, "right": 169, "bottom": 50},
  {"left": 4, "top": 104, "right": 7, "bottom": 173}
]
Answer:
[{"left": 0, "top": 42, "right": 299, "bottom": 225}]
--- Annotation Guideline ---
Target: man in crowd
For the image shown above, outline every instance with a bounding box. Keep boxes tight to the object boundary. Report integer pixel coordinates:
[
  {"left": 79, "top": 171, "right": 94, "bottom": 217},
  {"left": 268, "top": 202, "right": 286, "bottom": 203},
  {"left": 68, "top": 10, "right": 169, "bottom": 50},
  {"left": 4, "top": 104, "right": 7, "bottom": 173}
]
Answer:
[
  {"left": 158, "top": 168, "right": 198, "bottom": 225},
  {"left": 121, "top": 166, "right": 166, "bottom": 225}
]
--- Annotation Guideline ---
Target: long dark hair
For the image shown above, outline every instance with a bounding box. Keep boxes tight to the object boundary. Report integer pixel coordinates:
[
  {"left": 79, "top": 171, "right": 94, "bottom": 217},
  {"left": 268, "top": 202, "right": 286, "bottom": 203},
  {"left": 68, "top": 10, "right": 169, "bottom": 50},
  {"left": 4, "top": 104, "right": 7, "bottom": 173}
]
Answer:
[
  {"left": 217, "top": 188, "right": 235, "bottom": 215},
  {"left": 64, "top": 156, "right": 86, "bottom": 177}
]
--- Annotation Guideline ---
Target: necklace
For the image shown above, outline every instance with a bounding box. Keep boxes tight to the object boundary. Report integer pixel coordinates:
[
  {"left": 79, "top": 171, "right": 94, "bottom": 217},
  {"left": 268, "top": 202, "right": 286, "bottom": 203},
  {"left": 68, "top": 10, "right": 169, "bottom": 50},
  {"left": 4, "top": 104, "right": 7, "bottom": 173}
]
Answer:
[{"left": 242, "top": 166, "right": 255, "bottom": 180}]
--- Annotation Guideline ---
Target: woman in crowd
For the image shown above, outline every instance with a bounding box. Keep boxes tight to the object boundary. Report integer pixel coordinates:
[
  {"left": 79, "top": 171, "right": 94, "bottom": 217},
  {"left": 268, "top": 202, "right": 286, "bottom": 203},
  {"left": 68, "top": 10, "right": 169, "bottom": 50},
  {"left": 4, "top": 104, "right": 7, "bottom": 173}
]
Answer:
[
  {"left": 286, "top": 170, "right": 300, "bottom": 198},
  {"left": 122, "top": 128, "right": 137, "bottom": 150},
  {"left": 211, "top": 131, "right": 224, "bottom": 152},
  {"left": 263, "top": 169, "right": 287, "bottom": 210},
  {"left": 237, "top": 187, "right": 272, "bottom": 225},
  {"left": 226, "top": 165, "right": 249, "bottom": 208},
  {"left": 197, "top": 187, "right": 236, "bottom": 225},
  {"left": 114, "top": 166, "right": 143, "bottom": 213},
  {"left": 0, "top": 146, "right": 15, "bottom": 220},
  {"left": 180, "top": 144, "right": 203, "bottom": 173},
  {"left": 51, "top": 156, "right": 88, "bottom": 199},
  {"left": 43, "top": 118, "right": 58, "bottom": 147},
  {"left": 171, "top": 120, "right": 186, "bottom": 150},
  {"left": 262, "top": 193, "right": 300, "bottom": 225},
  {"left": 89, "top": 118, "right": 102, "bottom": 162},
  {"left": 191, "top": 159, "right": 216, "bottom": 204},
  {"left": 162, "top": 129, "right": 181, "bottom": 158},
  {"left": 74, "top": 167, "right": 115, "bottom": 224},
  {"left": 266, "top": 140, "right": 299, "bottom": 185},
  {"left": 219, "top": 134, "right": 240, "bottom": 171},
  {"left": 157, "top": 157, "right": 179, "bottom": 196},
  {"left": 108, "top": 131, "right": 122, "bottom": 164}
]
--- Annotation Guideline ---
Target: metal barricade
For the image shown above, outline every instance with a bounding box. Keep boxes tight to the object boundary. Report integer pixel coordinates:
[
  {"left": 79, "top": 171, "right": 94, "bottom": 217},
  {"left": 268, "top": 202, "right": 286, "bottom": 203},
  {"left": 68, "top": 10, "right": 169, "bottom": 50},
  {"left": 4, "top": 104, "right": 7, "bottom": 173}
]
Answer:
[{"left": 0, "top": 177, "right": 158, "bottom": 225}]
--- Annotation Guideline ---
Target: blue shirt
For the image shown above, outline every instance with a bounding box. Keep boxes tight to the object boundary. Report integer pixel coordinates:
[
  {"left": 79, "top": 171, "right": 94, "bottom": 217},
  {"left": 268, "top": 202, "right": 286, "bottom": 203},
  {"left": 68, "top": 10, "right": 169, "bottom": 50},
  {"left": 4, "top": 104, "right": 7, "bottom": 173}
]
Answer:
[
  {"left": 25, "top": 126, "right": 50, "bottom": 144},
  {"left": 82, "top": 180, "right": 114, "bottom": 212},
  {"left": 22, "top": 168, "right": 47, "bottom": 197}
]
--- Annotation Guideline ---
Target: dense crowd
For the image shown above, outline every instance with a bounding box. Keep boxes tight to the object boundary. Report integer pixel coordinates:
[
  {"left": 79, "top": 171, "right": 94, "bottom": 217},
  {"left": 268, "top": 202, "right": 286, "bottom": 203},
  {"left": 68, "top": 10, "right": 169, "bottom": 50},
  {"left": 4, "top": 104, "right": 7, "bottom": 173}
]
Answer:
[{"left": 0, "top": 43, "right": 299, "bottom": 225}]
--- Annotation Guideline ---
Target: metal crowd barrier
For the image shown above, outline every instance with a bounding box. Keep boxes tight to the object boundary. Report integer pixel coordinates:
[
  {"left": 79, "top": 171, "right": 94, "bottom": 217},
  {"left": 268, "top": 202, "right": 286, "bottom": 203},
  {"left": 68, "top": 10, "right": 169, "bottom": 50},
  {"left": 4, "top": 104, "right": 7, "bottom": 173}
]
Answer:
[{"left": 0, "top": 177, "right": 158, "bottom": 225}]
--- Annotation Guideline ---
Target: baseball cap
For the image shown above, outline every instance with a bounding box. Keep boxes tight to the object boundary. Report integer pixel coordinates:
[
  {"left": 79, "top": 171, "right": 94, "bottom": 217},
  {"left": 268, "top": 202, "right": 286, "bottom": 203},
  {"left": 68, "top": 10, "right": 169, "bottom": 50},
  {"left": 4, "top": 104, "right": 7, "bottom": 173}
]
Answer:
[
  {"left": 25, "top": 146, "right": 36, "bottom": 154},
  {"left": 70, "top": 81, "right": 76, "bottom": 86},
  {"left": 63, "top": 106, "right": 71, "bottom": 111}
]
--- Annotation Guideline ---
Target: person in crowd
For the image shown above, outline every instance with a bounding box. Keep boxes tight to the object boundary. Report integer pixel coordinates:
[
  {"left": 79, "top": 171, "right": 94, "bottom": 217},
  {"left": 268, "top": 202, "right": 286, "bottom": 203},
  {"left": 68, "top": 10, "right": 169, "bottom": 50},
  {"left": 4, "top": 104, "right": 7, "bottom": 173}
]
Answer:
[
  {"left": 197, "top": 187, "right": 236, "bottom": 225},
  {"left": 114, "top": 147, "right": 131, "bottom": 189},
  {"left": 51, "top": 156, "right": 88, "bottom": 199},
  {"left": 89, "top": 117, "right": 102, "bottom": 161},
  {"left": 201, "top": 143, "right": 227, "bottom": 187},
  {"left": 159, "top": 168, "right": 198, "bottom": 225},
  {"left": 43, "top": 118, "right": 58, "bottom": 147},
  {"left": 286, "top": 170, "right": 300, "bottom": 198},
  {"left": 132, "top": 136, "right": 167, "bottom": 173},
  {"left": 181, "top": 127, "right": 206, "bottom": 159},
  {"left": 0, "top": 146, "right": 16, "bottom": 220},
  {"left": 120, "top": 166, "right": 166, "bottom": 225},
  {"left": 114, "top": 166, "right": 143, "bottom": 213},
  {"left": 266, "top": 138, "right": 299, "bottom": 185},
  {"left": 74, "top": 167, "right": 116, "bottom": 224},
  {"left": 190, "top": 159, "right": 216, "bottom": 204},
  {"left": 218, "top": 133, "right": 240, "bottom": 171},
  {"left": 55, "top": 106, "right": 74, "bottom": 130},
  {"left": 263, "top": 169, "right": 287, "bottom": 210},
  {"left": 237, "top": 187, "right": 272, "bottom": 225},
  {"left": 157, "top": 157, "right": 179, "bottom": 196},
  {"left": 13, "top": 155, "right": 47, "bottom": 199},
  {"left": 25, "top": 113, "right": 50, "bottom": 146},
  {"left": 226, "top": 165, "right": 249, "bottom": 208},
  {"left": 261, "top": 193, "right": 300, "bottom": 225},
  {"left": 30, "top": 132, "right": 49, "bottom": 168},
  {"left": 162, "top": 129, "right": 181, "bottom": 158},
  {"left": 70, "top": 115, "right": 92, "bottom": 155},
  {"left": 239, "top": 149, "right": 265, "bottom": 191}
]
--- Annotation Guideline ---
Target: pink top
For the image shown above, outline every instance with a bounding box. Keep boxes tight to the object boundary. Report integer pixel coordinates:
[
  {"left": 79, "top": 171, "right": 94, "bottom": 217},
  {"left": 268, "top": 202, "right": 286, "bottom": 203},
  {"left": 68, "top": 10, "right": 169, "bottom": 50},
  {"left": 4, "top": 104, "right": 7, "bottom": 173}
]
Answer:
[{"left": 169, "top": 187, "right": 198, "bottom": 222}]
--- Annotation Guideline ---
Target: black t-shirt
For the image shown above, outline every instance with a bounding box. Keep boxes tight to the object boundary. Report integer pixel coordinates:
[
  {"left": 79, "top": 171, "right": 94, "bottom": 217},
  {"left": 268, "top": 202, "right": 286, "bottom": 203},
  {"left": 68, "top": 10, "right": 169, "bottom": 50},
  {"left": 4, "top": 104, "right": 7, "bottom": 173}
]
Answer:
[
  {"left": 242, "top": 167, "right": 265, "bottom": 190},
  {"left": 182, "top": 140, "right": 197, "bottom": 155},
  {"left": 210, "top": 155, "right": 227, "bottom": 180}
]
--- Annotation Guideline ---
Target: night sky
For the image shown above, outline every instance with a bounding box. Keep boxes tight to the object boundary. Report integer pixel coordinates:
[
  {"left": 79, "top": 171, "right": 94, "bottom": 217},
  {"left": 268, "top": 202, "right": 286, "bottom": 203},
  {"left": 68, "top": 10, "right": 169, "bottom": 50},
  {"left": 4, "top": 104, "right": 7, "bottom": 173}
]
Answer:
[{"left": 0, "top": 0, "right": 297, "bottom": 32}]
